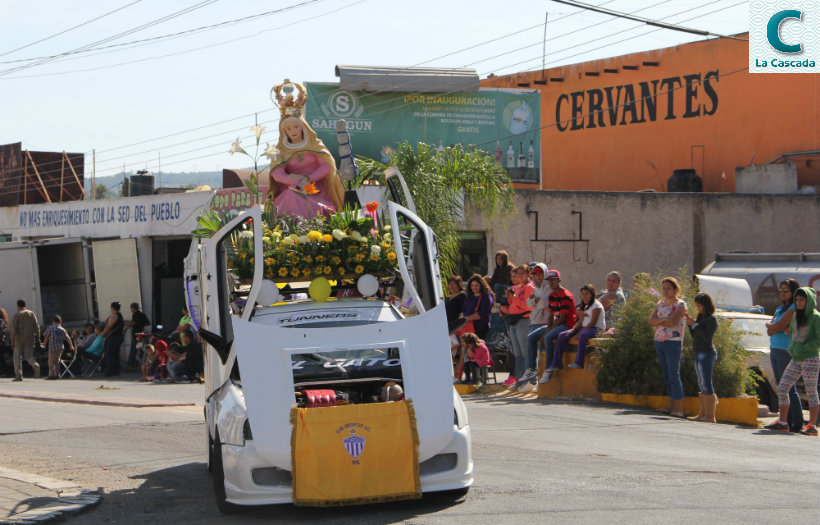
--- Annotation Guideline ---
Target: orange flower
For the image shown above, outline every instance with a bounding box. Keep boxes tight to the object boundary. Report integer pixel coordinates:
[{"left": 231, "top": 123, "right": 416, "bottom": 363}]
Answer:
[
  {"left": 304, "top": 182, "right": 320, "bottom": 195},
  {"left": 365, "top": 201, "right": 379, "bottom": 213}
]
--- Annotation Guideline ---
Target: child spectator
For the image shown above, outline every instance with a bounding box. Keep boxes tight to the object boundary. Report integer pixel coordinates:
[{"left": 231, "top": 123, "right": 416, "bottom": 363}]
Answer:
[
  {"left": 43, "top": 315, "right": 73, "bottom": 380},
  {"left": 685, "top": 293, "right": 719, "bottom": 423},
  {"left": 547, "top": 284, "right": 605, "bottom": 373},
  {"left": 140, "top": 344, "right": 157, "bottom": 382},
  {"left": 459, "top": 333, "right": 491, "bottom": 385}
]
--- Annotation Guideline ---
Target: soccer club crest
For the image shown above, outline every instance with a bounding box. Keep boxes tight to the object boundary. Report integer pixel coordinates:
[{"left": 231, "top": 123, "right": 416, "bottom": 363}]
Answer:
[{"left": 343, "top": 428, "right": 366, "bottom": 463}]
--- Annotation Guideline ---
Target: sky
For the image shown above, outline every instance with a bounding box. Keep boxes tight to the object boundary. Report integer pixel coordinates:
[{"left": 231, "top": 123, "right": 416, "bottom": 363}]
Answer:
[{"left": 0, "top": 0, "right": 749, "bottom": 183}]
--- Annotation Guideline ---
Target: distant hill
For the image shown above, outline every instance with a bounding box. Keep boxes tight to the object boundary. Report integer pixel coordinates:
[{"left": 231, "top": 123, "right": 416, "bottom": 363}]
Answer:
[{"left": 84, "top": 171, "right": 224, "bottom": 197}]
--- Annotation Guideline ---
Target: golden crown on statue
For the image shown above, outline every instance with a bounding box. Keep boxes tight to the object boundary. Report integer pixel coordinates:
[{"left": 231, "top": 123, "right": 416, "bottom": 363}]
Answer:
[{"left": 270, "top": 79, "right": 307, "bottom": 118}]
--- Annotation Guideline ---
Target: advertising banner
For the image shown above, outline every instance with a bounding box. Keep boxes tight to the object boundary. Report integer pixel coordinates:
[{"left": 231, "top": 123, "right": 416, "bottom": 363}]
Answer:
[{"left": 305, "top": 84, "right": 541, "bottom": 184}]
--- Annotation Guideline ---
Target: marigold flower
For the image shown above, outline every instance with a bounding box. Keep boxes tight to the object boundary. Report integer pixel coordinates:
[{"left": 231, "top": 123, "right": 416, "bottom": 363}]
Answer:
[
  {"left": 331, "top": 256, "right": 341, "bottom": 265},
  {"left": 369, "top": 253, "right": 379, "bottom": 262},
  {"left": 365, "top": 201, "right": 379, "bottom": 213},
  {"left": 302, "top": 268, "right": 312, "bottom": 277},
  {"left": 278, "top": 267, "right": 289, "bottom": 276},
  {"left": 338, "top": 266, "right": 345, "bottom": 275},
  {"left": 265, "top": 268, "right": 274, "bottom": 279},
  {"left": 291, "top": 268, "right": 300, "bottom": 278},
  {"left": 307, "top": 230, "right": 322, "bottom": 242},
  {"left": 315, "top": 255, "right": 325, "bottom": 263},
  {"left": 355, "top": 265, "right": 365, "bottom": 274},
  {"left": 387, "top": 252, "right": 397, "bottom": 261},
  {"left": 322, "top": 234, "right": 333, "bottom": 243},
  {"left": 324, "top": 265, "right": 332, "bottom": 274},
  {"left": 314, "top": 266, "right": 324, "bottom": 275},
  {"left": 354, "top": 253, "right": 365, "bottom": 262}
]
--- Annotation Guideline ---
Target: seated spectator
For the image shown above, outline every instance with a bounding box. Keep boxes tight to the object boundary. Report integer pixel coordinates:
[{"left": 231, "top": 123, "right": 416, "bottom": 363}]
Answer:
[
  {"left": 537, "top": 270, "right": 577, "bottom": 384},
  {"left": 78, "top": 323, "right": 104, "bottom": 362},
  {"left": 459, "top": 333, "right": 492, "bottom": 385},
  {"left": 445, "top": 276, "right": 466, "bottom": 325},
  {"left": 76, "top": 323, "right": 96, "bottom": 351},
  {"left": 167, "top": 328, "right": 204, "bottom": 382},
  {"left": 632, "top": 272, "right": 660, "bottom": 298},
  {"left": 43, "top": 315, "right": 74, "bottom": 380},
  {"left": 140, "top": 344, "right": 157, "bottom": 382},
  {"left": 598, "top": 271, "right": 626, "bottom": 327},
  {"left": 459, "top": 274, "right": 494, "bottom": 340},
  {"left": 547, "top": 284, "right": 605, "bottom": 372}
]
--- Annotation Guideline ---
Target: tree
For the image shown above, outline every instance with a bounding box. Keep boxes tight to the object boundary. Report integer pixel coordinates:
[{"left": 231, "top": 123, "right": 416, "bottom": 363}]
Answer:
[
  {"left": 357, "top": 141, "right": 516, "bottom": 280},
  {"left": 94, "top": 183, "right": 109, "bottom": 199}
]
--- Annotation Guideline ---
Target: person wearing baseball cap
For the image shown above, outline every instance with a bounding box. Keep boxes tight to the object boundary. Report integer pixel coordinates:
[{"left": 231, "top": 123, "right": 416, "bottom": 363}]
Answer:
[
  {"left": 512, "top": 262, "right": 550, "bottom": 392},
  {"left": 538, "top": 269, "right": 577, "bottom": 384}
]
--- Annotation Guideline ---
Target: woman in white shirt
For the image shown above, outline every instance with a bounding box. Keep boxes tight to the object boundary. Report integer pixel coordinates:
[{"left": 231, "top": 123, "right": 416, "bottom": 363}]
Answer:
[{"left": 546, "top": 284, "right": 605, "bottom": 371}]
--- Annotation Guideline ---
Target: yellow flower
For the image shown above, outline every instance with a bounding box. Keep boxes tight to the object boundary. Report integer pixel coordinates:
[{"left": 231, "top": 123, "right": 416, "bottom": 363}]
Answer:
[
  {"left": 314, "top": 266, "right": 324, "bottom": 276},
  {"left": 278, "top": 267, "right": 289, "bottom": 277},
  {"left": 331, "top": 256, "right": 341, "bottom": 265},
  {"left": 322, "top": 234, "right": 333, "bottom": 243},
  {"left": 315, "top": 255, "right": 325, "bottom": 263},
  {"left": 239, "top": 253, "right": 247, "bottom": 260},
  {"left": 382, "top": 242, "right": 391, "bottom": 250},
  {"left": 307, "top": 231, "right": 323, "bottom": 242},
  {"left": 354, "top": 253, "right": 365, "bottom": 262},
  {"left": 369, "top": 253, "right": 379, "bottom": 262},
  {"left": 265, "top": 257, "right": 275, "bottom": 266},
  {"left": 265, "top": 268, "right": 273, "bottom": 279},
  {"left": 291, "top": 268, "right": 300, "bottom": 278},
  {"left": 337, "top": 266, "right": 345, "bottom": 275},
  {"left": 304, "top": 255, "right": 312, "bottom": 264},
  {"left": 249, "top": 258, "right": 254, "bottom": 265},
  {"left": 323, "top": 265, "right": 332, "bottom": 275},
  {"left": 302, "top": 268, "right": 312, "bottom": 277},
  {"left": 355, "top": 265, "right": 365, "bottom": 274},
  {"left": 387, "top": 252, "right": 397, "bottom": 261}
]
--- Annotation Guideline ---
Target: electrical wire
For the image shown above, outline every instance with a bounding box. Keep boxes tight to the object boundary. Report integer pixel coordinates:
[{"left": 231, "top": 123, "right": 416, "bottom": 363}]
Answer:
[{"left": 0, "top": 0, "right": 144, "bottom": 58}]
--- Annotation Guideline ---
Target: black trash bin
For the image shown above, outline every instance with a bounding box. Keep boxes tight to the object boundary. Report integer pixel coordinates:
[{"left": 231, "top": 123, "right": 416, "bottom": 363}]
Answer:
[{"left": 667, "top": 169, "right": 702, "bottom": 192}]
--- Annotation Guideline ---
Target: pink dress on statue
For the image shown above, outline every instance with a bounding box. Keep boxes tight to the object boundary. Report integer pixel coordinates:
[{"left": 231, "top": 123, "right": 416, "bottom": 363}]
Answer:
[{"left": 271, "top": 152, "right": 336, "bottom": 218}]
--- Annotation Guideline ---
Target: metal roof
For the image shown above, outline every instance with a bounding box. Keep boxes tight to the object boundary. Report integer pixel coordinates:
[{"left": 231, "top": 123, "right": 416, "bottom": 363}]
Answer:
[{"left": 335, "top": 65, "right": 480, "bottom": 93}]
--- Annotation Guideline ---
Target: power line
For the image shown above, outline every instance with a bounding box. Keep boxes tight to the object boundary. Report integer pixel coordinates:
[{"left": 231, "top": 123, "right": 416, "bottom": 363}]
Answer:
[
  {"left": 0, "top": 0, "right": 144, "bottom": 58},
  {"left": 0, "top": 0, "right": 324, "bottom": 65}
]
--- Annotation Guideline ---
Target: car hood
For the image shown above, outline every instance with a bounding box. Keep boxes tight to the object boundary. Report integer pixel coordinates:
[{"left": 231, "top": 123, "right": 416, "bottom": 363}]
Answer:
[{"left": 231, "top": 302, "right": 454, "bottom": 469}]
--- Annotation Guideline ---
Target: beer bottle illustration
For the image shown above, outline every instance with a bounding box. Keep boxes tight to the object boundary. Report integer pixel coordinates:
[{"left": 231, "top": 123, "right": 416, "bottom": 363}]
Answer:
[
  {"left": 517, "top": 142, "right": 526, "bottom": 168},
  {"left": 506, "top": 141, "right": 515, "bottom": 168},
  {"left": 527, "top": 140, "right": 535, "bottom": 168}
]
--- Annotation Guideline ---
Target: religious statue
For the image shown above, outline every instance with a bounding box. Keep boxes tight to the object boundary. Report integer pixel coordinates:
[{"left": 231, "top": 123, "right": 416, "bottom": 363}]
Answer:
[{"left": 266, "top": 79, "right": 344, "bottom": 218}]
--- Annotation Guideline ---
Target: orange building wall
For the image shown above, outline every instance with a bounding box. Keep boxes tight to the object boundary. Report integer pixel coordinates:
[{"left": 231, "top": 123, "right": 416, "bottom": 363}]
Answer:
[{"left": 482, "top": 35, "right": 820, "bottom": 192}]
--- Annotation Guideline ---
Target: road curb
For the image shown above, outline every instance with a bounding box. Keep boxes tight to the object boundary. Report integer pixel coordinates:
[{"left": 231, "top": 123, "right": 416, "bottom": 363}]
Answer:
[
  {"left": 600, "top": 393, "right": 760, "bottom": 426},
  {"left": 0, "top": 390, "right": 195, "bottom": 408},
  {"left": 0, "top": 467, "right": 101, "bottom": 525}
]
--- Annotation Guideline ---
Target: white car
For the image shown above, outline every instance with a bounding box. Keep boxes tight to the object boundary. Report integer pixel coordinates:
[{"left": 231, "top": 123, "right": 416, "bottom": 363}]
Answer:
[{"left": 185, "top": 201, "right": 473, "bottom": 512}]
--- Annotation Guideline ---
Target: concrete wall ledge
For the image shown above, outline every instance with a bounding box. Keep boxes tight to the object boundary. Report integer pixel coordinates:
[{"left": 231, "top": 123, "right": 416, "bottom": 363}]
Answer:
[{"left": 600, "top": 393, "right": 759, "bottom": 426}]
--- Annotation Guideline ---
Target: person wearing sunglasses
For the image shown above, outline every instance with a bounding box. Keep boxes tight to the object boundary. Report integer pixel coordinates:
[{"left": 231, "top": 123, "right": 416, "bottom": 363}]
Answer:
[{"left": 765, "top": 278, "right": 803, "bottom": 432}]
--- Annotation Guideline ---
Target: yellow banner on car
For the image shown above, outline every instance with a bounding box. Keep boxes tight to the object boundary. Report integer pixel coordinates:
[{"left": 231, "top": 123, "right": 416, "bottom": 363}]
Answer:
[{"left": 290, "top": 400, "right": 421, "bottom": 506}]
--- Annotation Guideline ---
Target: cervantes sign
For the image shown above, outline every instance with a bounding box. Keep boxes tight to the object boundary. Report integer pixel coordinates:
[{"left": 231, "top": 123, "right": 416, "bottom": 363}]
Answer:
[
  {"left": 305, "top": 84, "right": 542, "bottom": 184},
  {"left": 555, "top": 70, "right": 719, "bottom": 132}
]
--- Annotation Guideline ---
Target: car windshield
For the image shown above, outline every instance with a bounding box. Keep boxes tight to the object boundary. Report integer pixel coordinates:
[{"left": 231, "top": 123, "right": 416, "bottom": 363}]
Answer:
[{"left": 729, "top": 317, "right": 769, "bottom": 349}]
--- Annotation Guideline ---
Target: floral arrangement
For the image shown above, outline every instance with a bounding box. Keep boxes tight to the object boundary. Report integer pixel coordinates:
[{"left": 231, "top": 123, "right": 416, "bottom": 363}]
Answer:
[{"left": 224, "top": 202, "right": 398, "bottom": 282}]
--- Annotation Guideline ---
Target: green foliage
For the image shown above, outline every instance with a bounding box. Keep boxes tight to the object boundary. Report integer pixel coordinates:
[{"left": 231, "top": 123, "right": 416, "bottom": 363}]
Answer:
[
  {"left": 356, "top": 141, "right": 516, "bottom": 279},
  {"left": 595, "top": 269, "right": 753, "bottom": 398},
  {"left": 94, "top": 183, "right": 109, "bottom": 199}
]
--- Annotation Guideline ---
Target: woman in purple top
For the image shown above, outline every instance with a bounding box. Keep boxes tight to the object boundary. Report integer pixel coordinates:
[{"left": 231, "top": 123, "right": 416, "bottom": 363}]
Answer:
[{"left": 461, "top": 274, "right": 494, "bottom": 340}]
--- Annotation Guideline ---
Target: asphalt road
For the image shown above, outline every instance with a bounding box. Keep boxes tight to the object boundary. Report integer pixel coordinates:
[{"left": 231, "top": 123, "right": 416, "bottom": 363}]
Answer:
[{"left": 1, "top": 392, "right": 818, "bottom": 525}]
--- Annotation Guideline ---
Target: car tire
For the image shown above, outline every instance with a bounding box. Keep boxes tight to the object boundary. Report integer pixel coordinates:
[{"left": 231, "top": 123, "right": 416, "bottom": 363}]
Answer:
[{"left": 212, "top": 431, "right": 240, "bottom": 514}]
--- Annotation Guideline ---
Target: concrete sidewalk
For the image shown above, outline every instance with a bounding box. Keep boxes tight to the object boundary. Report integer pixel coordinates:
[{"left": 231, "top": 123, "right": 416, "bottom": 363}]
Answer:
[{"left": 0, "top": 372, "right": 203, "bottom": 523}]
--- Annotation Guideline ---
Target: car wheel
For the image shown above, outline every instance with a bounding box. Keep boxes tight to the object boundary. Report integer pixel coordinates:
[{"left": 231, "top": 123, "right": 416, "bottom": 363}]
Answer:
[{"left": 212, "top": 431, "right": 240, "bottom": 514}]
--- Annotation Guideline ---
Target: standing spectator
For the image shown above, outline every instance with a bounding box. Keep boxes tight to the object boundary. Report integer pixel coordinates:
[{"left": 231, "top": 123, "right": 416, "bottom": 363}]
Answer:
[
  {"left": 765, "top": 278, "right": 803, "bottom": 432},
  {"left": 501, "top": 265, "right": 534, "bottom": 387},
  {"left": 459, "top": 333, "right": 492, "bottom": 385},
  {"left": 445, "top": 276, "right": 466, "bottom": 325},
  {"left": 548, "top": 284, "right": 605, "bottom": 372},
  {"left": 598, "top": 271, "right": 626, "bottom": 328},
  {"left": 685, "top": 293, "right": 719, "bottom": 423},
  {"left": 648, "top": 277, "right": 687, "bottom": 418},
  {"left": 43, "top": 315, "right": 74, "bottom": 380},
  {"left": 125, "top": 302, "right": 150, "bottom": 369},
  {"left": 460, "top": 274, "right": 494, "bottom": 339},
  {"left": 537, "top": 270, "right": 577, "bottom": 384},
  {"left": 488, "top": 250, "right": 515, "bottom": 306},
  {"left": 765, "top": 287, "right": 820, "bottom": 435},
  {"left": 10, "top": 299, "right": 40, "bottom": 381},
  {"left": 513, "top": 262, "right": 549, "bottom": 391},
  {"left": 101, "top": 302, "right": 125, "bottom": 377},
  {"left": 0, "top": 307, "right": 9, "bottom": 377}
]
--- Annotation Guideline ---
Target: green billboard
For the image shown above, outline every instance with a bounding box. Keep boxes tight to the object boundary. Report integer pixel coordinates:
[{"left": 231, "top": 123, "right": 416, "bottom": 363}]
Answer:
[{"left": 305, "top": 83, "right": 541, "bottom": 184}]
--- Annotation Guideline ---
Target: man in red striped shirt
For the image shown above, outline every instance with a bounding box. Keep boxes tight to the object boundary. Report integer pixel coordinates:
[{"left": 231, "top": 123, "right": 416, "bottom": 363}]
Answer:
[{"left": 539, "top": 270, "right": 576, "bottom": 384}]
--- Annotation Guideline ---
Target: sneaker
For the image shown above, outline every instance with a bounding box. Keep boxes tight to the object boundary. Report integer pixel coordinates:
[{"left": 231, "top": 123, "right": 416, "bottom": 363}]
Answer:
[
  {"left": 545, "top": 366, "right": 558, "bottom": 372},
  {"left": 539, "top": 371, "right": 552, "bottom": 384},
  {"left": 503, "top": 376, "right": 517, "bottom": 387},
  {"left": 519, "top": 368, "right": 537, "bottom": 382},
  {"left": 519, "top": 382, "right": 536, "bottom": 394},
  {"left": 764, "top": 420, "right": 789, "bottom": 432},
  {"left": 568, "top": 363, "right": 582, "bottom": 369},
  {"left": 12, "top": 377, "right": 22, "bottom": 382},
  {"left": 800, "top": 424, "right": 818, "bottom": 436}
]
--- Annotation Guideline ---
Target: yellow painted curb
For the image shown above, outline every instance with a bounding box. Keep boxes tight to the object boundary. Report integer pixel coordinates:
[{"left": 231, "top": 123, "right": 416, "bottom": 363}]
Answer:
[{"left": 600, "top": 393, "right": 759, "bottom": 426}]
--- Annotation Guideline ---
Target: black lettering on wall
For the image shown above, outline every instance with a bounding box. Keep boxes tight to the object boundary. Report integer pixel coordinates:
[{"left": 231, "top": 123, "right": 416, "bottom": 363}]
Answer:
[
  {"left": 604, "top": 86, "right": 623, "bottom": 126},
  {"left": 683, "top": 73, "right": 701, "bottom": 118},
  {"left": 638, "top": 80, "right": 659, "bottom": 122},
  {"left": 587, "top": 89, "right": 604, "bottom": 128},
  {"left": 619, "top": 84, "right": 640, "bottom": 125},
  {"left": 660, "top": 77, "right": 682, "bottom": 120},
  {"left": 570, "top": 91, "right": 585, "bottom": 130},
  {"left": 556, "top": 93, "right": 569, "bottom": 131},
  {"left": 702, "top": 70, "right": 719, "bottom": 116}
]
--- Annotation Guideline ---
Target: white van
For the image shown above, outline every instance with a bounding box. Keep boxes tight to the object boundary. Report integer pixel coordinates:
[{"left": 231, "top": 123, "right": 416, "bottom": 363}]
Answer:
[{"left": 184, "top": 200, "right": 472, "bottom": 511}]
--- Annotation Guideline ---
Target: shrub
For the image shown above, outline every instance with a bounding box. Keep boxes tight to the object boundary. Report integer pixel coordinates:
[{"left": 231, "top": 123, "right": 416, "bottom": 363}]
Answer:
[{"left": 593, "top": 269, "right": 752, "bottom": 398}]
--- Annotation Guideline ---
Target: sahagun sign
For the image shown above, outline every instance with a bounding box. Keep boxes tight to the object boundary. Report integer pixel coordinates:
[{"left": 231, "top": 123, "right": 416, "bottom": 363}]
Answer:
[{"left": 305, "top": 83, "right": 541, "bottom": 184}]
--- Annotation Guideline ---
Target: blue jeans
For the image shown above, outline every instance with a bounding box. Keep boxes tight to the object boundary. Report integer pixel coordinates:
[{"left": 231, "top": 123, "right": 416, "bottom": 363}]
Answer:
[
  {"left": 770, "top": 347, "right": 804, "bottom": 430},
  {"left": 527, "top": 324, "right": 570, "bottom": 371},
  {"left": 694, "top": 351, "right": 716, "bottom": 395},
  {"left": 525, "top": 324, "right": 546, "bottom": 371},
  {"left": 509, "top": 320, "right": 531, "bottom": 379},
  {"left": 655, "top": 340, "right": 684, "bottom": 400}
]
